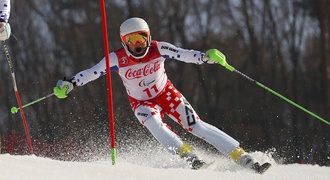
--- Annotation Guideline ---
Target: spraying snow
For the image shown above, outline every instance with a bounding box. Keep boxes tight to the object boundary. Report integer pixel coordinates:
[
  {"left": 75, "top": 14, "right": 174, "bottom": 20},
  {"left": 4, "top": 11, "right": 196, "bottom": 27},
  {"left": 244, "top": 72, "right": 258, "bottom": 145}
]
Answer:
[{"left": 0, "top": 144, "right": 329, "bottom": 180}]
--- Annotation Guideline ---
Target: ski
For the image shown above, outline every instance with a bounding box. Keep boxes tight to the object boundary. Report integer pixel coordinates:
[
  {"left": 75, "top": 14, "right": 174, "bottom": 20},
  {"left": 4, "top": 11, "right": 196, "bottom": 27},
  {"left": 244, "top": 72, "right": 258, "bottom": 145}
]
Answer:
[
  {"left": 197, "top": 161, "right": 215, "bottom": 170},
  {"left": 191, "top": 160, "right": 271, "bottom": 173},
  {"left": 190, "top": 160, "right": 216, "bottom": 170},
  {"left": 251, "top": 162, "right": 271, "bottom": 174}
]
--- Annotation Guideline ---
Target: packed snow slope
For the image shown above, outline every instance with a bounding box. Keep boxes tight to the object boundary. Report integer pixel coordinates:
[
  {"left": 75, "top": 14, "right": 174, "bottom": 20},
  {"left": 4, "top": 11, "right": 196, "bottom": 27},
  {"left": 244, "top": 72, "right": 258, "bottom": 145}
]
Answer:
[{"left": 0, "top": 151, "right": 329, "bottom": 180}]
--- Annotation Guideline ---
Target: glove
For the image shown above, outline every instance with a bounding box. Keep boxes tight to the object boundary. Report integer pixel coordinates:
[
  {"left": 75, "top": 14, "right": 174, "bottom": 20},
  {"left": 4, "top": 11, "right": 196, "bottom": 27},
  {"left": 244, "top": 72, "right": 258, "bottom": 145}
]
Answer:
[
  {"left": 205, "top": 49, "right": 235, "bottom": 71},
  {"left": 205, "top": 49, "right": 226, "bottom": 65},
  {"left": 0, "top": 22, "right": 11, "bottom": 41},
  {"left": 53, "top": 79, "right": 74, "bottom": 99}
]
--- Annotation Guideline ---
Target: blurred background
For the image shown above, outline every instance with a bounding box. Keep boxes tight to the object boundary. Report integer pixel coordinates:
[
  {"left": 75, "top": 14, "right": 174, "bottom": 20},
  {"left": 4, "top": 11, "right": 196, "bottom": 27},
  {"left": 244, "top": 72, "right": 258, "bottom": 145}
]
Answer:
[{"left": 0, "top": 0, "right": 329, "bottom": 165}]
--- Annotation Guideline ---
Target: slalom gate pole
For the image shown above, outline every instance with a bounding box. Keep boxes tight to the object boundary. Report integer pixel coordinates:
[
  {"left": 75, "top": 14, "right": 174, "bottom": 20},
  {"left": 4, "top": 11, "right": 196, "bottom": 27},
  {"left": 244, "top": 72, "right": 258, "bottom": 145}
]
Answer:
[
  {"left": 100, "top": 0, "right": 116, "bottom": 165},
  {"left": 2, "top": 41, "right": 34, "bottom": 153},
  {"left": 10, "top": 93, "right": 54, "bottom": 114},
  {"left": 207, "top": 49, "right": 330, "bottom": 126}
]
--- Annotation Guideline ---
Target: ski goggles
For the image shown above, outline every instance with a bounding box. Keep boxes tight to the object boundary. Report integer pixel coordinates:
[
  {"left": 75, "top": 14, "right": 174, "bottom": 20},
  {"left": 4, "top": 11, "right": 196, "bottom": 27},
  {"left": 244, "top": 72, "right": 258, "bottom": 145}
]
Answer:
[{"left": 122, "top": 32, "right": 149, "bottom": 46}]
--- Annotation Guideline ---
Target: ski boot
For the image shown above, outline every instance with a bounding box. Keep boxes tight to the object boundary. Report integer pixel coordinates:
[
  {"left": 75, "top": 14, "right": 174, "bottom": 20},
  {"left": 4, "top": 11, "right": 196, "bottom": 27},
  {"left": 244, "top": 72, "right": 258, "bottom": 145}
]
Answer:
[
  {"left": 187, "top": 156, "right": 206, "bottom": 170},
  {"left": 178, "top": 143, "right": 206, "bottom": 170},
  {"left": 230, "top": 147, "right": 271, "bottom": 174}
]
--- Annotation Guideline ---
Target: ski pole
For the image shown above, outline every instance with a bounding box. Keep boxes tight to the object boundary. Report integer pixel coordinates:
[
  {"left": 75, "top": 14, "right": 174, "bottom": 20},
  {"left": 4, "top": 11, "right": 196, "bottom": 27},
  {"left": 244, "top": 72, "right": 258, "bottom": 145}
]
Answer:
[
  {"left": 10, "top": 93, "right": 55, "bottom": 114},
  {"left": 2, "top": 41, "right": 34, "bottom": 153},
  {"left": 207, "top": 49, "right": 330, "bottom": 126}
]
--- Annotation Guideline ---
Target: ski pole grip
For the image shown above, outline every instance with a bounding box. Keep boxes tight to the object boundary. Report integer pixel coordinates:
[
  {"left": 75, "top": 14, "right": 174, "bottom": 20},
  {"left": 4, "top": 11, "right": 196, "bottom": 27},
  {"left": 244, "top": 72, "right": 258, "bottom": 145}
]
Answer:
[{"left": 11, "top": 106, "right": 19, "bottom": 114}]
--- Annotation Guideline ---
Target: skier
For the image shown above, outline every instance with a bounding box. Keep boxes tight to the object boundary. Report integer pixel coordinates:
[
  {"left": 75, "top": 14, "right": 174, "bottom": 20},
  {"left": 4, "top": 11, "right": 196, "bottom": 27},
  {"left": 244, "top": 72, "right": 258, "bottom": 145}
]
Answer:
[
  {"left": 53, "top": 17, "right": 270, "bottom": 173},
  {"left": 0, "top": 0, "right": 11, "bottom": 41}
]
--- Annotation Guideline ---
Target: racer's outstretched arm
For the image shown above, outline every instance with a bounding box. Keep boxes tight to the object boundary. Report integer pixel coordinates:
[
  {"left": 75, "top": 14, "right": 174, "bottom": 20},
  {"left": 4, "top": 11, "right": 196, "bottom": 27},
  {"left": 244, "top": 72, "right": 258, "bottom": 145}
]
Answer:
[
  {"left": 53, "top": 53, "right": 119, "bottom": 99},
  {"left": 157, "top": 41, "right": 214, "bottom": 64}
]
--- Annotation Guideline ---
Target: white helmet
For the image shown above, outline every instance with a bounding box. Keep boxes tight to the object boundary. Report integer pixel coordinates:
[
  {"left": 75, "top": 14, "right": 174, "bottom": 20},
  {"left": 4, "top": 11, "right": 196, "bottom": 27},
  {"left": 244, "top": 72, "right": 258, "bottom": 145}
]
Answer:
[{"left": 120, "top": 17, "right": 151, "bottom": 59}]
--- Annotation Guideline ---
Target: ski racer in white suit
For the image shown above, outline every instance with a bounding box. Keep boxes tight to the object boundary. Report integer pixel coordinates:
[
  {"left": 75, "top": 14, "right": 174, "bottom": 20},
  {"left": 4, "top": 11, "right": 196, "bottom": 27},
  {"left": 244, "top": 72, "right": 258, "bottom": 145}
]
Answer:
[
  {"left": 0, "top": 0, "right": 11, "bottom": 41},
  {"left": 54, "top": 17, "right": 270, "bottom": 171}
]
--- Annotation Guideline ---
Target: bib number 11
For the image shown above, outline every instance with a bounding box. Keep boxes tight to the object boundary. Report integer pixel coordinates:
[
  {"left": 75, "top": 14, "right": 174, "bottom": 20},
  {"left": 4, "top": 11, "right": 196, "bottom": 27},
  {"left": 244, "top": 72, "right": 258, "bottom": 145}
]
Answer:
[{"left": 143, "top": 85, "right": 159, "bottom": 98}]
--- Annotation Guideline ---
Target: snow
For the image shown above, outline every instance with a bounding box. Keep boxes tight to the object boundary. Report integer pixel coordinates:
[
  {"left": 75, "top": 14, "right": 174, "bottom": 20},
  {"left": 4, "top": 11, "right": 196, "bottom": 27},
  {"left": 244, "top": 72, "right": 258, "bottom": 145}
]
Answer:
[{"left": 0, "top": 152, "right": 329, "bottom": 180}]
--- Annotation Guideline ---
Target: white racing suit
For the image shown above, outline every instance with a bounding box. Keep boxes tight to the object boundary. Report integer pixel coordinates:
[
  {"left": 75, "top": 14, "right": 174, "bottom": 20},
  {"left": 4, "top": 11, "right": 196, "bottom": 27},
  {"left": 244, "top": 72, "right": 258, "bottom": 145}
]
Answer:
[
  {"left": 0, "top": 0, "right": 10, "bottom": 41},
  {"left": 0, "top": 0, "right": 10, "bottom": 23},
  {"left": 72, "top": 41, "right": 239, "bottom": 157}
]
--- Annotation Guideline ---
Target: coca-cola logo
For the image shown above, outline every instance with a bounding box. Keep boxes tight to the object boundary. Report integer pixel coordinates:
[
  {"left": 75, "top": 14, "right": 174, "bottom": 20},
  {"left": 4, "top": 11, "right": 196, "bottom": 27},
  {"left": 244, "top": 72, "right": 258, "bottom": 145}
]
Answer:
[{"left": 125, "top": 61, "right": 161, "bottom": 80}]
